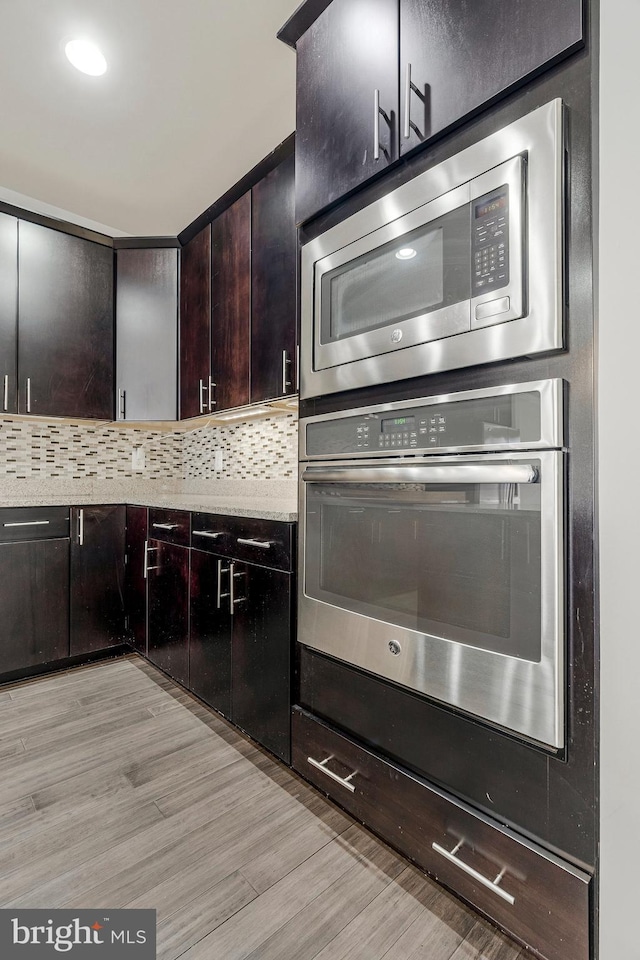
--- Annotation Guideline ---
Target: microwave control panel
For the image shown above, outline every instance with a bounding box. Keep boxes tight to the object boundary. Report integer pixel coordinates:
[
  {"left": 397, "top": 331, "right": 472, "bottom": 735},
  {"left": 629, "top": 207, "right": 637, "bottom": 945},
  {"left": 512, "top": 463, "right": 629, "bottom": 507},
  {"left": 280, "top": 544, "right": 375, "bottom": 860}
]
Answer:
[
  {"left": 305, "top": 390, "right": 543, "bottom": 458},
  {"left": 472, "top": 185, "right": 509, "bottom": 295}
]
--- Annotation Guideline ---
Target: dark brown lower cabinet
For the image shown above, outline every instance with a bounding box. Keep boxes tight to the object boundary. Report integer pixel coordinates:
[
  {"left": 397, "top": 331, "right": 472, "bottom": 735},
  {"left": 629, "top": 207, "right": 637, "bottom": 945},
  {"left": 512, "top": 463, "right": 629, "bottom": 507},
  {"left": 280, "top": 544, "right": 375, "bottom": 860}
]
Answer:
[
  {"left": 293, "top": 707, "right": 591, "bottom": 960},
  {"left": 125, "top": 506, "right": 148, "bottom": 655},
  {"left": 189, "top": 549, "right": 232, "bottom": 718},
  {"left": 70, "top": 506, "right": 126, "bottom": 655},
  {"left": 147, "top": 539, "right": 190, "bottom": 686},
  {"left": 231, "top": 563, "right": 292, "bottom": 763},
  {"left": 0, "top": 537, "right": 69, "bottom": 674}
]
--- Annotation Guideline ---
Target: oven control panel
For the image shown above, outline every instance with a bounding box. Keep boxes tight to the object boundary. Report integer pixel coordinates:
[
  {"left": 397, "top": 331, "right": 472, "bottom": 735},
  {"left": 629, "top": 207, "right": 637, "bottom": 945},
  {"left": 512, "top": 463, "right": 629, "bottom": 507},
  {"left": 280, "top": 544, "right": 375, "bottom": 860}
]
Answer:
[{"left": 303, "top": 385, "right": 553, "bottom": 458}]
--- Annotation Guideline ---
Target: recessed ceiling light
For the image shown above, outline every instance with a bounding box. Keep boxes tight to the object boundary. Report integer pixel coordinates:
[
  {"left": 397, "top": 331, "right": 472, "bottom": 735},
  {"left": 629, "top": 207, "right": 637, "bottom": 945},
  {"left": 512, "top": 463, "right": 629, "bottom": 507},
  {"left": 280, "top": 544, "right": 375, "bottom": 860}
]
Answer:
[
  {"left": 395, "top": 247, "right": 417, "bottom": 260},
  {"left": 65, "top": 39, "right": 107, "bottom": 77}
]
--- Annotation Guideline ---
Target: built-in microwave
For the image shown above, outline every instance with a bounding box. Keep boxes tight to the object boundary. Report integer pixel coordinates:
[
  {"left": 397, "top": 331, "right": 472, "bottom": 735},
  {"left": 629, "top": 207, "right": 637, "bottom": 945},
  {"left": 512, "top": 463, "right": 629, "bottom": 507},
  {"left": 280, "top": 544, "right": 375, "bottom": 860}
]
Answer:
[{"left": 300, "top": 100, "right": 564, "bottom": 400}]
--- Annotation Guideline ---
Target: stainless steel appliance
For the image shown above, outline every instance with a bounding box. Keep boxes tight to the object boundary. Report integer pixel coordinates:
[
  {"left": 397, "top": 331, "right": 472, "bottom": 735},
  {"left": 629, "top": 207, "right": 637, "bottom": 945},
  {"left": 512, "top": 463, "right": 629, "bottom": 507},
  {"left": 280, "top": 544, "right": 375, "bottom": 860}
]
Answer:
[
  {"left": 298, "top": 380, "right": 565, "bottom": 748},
  {"left": 300, "top": 100, "right": 564, "bottom": 399}
]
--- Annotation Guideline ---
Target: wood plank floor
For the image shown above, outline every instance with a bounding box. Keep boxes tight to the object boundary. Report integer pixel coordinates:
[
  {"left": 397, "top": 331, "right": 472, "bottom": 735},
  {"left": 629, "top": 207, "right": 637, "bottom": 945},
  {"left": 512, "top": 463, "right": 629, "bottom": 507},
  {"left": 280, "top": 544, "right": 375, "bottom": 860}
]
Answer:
[{"left": 0, "top": 656, "right": 527, "bottom": 960}]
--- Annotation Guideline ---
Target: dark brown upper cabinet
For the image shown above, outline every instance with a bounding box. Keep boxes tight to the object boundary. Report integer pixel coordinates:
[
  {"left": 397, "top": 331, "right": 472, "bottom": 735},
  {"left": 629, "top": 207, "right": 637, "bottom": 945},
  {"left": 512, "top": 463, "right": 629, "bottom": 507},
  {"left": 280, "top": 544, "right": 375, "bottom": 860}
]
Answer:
[
  {"left": 294, "top": 0, "right": 583, "bottom": 224},
  {"left": 116, "top": 247, "right": 178, "bottom": 422},
  {"left": 251, "top": 151, "right": 297, "bottom": 403},
  {"left": 17, "top": 221, "right": 114, "bottom": 419},
  {"left": 179, "top": 224, "right": 212, "bottom": 419},
  {"left": 295, "top": 0, "right": 399, "bottom": 226},
  {"left": 211, "top": 192, "right": 251, "bottom": 413},
  {"left": 0, "top": 213, "right": 18, "bottom": 416}
]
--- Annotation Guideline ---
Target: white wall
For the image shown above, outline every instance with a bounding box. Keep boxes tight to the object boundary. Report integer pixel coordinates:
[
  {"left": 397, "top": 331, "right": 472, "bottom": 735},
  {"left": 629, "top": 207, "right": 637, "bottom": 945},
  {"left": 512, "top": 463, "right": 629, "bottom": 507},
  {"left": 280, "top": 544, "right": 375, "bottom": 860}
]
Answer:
[{"left": 598, "top": 1, "right": 640, "bottom": 956}]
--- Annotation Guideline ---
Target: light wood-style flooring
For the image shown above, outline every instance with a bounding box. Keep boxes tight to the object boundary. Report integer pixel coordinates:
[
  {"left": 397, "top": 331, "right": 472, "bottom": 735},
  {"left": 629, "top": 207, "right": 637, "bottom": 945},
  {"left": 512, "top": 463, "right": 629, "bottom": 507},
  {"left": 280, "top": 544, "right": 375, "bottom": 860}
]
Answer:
[{"left": 0, "top": 656, "right": 526, "bottom": 960}]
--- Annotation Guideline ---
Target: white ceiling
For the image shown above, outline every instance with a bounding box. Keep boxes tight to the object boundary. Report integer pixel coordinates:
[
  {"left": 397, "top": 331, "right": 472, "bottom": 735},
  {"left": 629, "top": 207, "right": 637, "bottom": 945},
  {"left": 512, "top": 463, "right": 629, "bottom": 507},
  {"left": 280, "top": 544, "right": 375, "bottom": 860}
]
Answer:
[{"left": 0, "top": 0, "right": 298, "bottom": 237}]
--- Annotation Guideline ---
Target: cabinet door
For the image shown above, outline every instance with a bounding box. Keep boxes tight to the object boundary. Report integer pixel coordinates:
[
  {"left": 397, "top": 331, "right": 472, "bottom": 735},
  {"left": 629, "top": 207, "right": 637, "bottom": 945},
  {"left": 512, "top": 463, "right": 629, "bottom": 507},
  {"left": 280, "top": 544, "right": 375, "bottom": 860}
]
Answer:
[
  {"left": 0, "top": 539, "right": 69, "bottom": 673},
  {"left": 251, "top": 152, "right": 297, "bottom": 403},
  {"left": 147, "top": 540, "right": 190, "bottom": 686},
  {"left": 126, "top": 506, "right": 148, "bottom": 655},
  {"left": 400, "top": 0, "right": 583, "bottom": 153},
  {"left": 116, "top": 248, "right": 178, "bottom": 421},
  {"left": 0, "top": 213, "right": 17, "bottom": 415},
  {"left": 232, "top": 563, "right": 292, "bottom": 763},
  {"left": 70, "top": 506, "right": 126, "bottom": 655},
  {"left": 18, "top": 221, "right": 114, "bottom": 419},
  {"left": 211, "top": 193, "right": 251, "bottom": 411},
  {"left": 179, "top": 224, "right": 211, "bottom": 419},
  {"left": 295, "top": 0, "right": 399, "bottom": 225},
  {"left": 189, "top": 549, "right": 232, "bottom": 718}
]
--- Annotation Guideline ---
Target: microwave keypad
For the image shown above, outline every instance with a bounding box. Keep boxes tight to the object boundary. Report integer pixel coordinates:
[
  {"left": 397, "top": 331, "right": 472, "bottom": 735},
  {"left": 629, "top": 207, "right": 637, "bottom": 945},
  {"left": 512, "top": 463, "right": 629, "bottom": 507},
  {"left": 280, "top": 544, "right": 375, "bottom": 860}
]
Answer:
[{"left": 472, "top": 186, "right": 509, "bottom": 295}]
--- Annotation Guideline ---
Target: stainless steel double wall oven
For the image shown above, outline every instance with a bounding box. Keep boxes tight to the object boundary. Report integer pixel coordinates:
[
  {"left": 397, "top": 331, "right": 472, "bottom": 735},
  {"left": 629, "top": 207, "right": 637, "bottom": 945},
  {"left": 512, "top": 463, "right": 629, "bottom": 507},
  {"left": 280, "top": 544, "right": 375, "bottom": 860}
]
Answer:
[{"left": 298, "top": 99, "right": 568, "bottom": 752}]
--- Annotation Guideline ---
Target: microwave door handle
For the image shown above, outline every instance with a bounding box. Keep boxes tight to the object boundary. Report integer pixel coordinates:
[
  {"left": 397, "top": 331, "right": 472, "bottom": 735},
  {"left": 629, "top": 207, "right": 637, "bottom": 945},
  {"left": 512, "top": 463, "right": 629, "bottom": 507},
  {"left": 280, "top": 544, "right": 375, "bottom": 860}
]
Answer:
[{"left": 302, "top": 464, "right": 538, "bottom": 485}]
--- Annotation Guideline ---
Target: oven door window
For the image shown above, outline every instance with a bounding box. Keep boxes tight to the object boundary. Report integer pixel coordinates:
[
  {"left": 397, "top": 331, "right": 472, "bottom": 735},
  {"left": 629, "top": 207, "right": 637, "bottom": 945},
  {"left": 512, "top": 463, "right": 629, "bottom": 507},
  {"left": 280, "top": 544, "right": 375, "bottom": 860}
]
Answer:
[{"left": 305, "top": 477, "right": 542, "bottom": 661}]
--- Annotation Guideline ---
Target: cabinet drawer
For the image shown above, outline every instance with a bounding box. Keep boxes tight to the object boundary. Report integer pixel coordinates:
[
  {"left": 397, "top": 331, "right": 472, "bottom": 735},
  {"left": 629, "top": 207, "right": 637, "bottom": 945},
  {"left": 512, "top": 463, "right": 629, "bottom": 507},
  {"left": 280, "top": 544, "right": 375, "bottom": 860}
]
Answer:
[
  {"left": 292, "top": 708, "right": 590, "bottom": 960},
  {"left": 0, "top": 506, "right": 70, "bottom": 541},
  {"left": 148, "top": 508, "right": 191, "bottom": 546},
  {"left": 191, "top": 513, "right": 294, "bottom": 572}
]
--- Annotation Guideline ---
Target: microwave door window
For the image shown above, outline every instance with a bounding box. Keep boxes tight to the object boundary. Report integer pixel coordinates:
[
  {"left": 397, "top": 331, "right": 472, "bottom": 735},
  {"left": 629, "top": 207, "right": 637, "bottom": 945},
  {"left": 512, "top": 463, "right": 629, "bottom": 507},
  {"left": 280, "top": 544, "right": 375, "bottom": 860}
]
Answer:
[
  {"left": 306, "top": 480, "right": 542, "bottom": 662},
  {"left": 320, "top": 203, "right": 471, "bottom": 345}
]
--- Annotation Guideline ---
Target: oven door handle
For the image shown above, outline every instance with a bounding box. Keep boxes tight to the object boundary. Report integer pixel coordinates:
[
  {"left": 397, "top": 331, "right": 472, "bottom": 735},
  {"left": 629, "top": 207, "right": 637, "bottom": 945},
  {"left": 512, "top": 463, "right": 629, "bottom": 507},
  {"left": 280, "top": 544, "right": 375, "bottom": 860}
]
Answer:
[{"left": 301, "top": 464, "right": 538, "bottom": 485}]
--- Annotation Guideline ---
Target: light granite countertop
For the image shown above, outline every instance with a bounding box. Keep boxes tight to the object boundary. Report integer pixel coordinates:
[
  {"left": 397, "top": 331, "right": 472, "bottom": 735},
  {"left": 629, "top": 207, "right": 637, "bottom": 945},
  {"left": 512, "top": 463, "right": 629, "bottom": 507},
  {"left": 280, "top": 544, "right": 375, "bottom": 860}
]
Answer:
[{"left": 0, "top": 480, "right": 298, "bottom": 522}]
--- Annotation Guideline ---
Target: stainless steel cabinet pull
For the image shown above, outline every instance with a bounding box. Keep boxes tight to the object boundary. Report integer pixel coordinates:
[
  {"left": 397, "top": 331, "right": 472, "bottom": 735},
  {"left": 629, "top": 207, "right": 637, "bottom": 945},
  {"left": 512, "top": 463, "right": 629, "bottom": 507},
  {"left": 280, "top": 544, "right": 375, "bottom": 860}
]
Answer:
[
  {"left": 193, "top": 530, "right": 223, "bottom": 539},
  {"left": 432, "top": 840, "right": 515, "bottom": 905},
  {"left": 229, "top": 562, "right": 246, "bottom": 612},
  {"left": 208, "top": 378, "right": 217, "bottom": 411},
  {"left": 26, "top": 377, "right": 31, "bottom": 413},
  {"left": 3, "top": 520, "right": 50, "bottom": 528},
  {"left": 199, "top": 379, "right": 208, "bottom": 415},
  {"left": 118, "top": 389, "right": 126, "bottom": 419},
  {"left": 217, "top": 558, "right": 231, "bottom": 609},
  {"left": 3, "top": 374, "right": 8, "bottom": 412},
  {"left": 143, "top": 541, "right": 159, "bottom": 578},
  {"left": 78, "top": 509, "right": 84, "bottom": 546},
  {"left": 307, "top": 755, "right": 356, "bottom": 793},
  {"left": 296, "top": 345, "right": 300, "bottom": 392},
  {"left": 236, "top": 537, "right": 274, "bottom": 550},
  {"left": 152, "top": 522, "right": 179, "bottom": 531},
  {"left": 302, "top": 464, "right": 539, "bottom": 485},
  {"left": 282, "top": 350, "right": 292, "bottom": 395},
  {"left": 374, "top": 89, "right": 380, "bottom": 161},
  {"left": 403, "top": 62, "right": 412, "bottom": 139}
]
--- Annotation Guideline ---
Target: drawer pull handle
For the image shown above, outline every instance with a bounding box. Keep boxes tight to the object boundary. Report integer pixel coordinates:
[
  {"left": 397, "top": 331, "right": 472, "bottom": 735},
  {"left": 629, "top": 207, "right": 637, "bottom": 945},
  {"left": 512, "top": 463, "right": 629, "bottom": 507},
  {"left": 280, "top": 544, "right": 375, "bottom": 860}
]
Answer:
[
  {"left": 236, "top": 538, "right": 274, "bottom": 550},
  {"left": 432, "top": 840, "right": 515, "bottom": 906},
  {"left": 307, "top": 755, "right": 356, "bottom": 793},
  {"left": 152, "top": 523, "right": 180, "bottom": 531},
  {"left": 193, "top": 530, "right": 224, "bottom": 539},
  {"left": 3, "top": 520, "right": 50, "bottom": 528}
]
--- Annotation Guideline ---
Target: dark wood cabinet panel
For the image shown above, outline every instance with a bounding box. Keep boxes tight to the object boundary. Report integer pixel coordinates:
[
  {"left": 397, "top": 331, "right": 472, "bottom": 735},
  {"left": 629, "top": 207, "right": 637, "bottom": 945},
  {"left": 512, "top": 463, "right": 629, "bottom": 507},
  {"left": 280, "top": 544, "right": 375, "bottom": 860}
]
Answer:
[
  {"left": 116, "top": 248, "right": 178, "bottom": 421},
  {"left": 17, "top": 221, "right": 114, "bottom": 419},
  {"left": 400, "top": 0, "right": 584, "bottom": 154},
  {"left": 211, "top": 193, "right": 251, "bottom": 412},
  {"left": 189, "top": 549, "right": 232, "bottom": 718},
  {"left": 0, "top": 538, "right": 69, "bottom": 673},
  {"left": 293, "top": 708, "right": 591, "bottom": 960},
  {"left": 70, "top": 506, "right": 126, "bottom": 656},
  {"left": 0, "top": 213, "right": 17, "bottom": 415},
  {"left": 232, "top": 564, "right": 292, "bottom": 763},
  {"left": 295, "top": 0, "right": 399, "bottom": 224},
  {"left": 179, "top": 224, "right": 211, "bottom": 419},
  {"left": 191, "top": 512, "right": 294, "bottom": 572},
  {"left": 148, "top": 508, "right": 191, "bottom": 547},
  {"left": 251, "top": 152, "right": 297, "bottom": 402},
  {"left": 147, "top": 540, "right": 190, "bottom": 686},
  {"left": 126, "top": 506, "right": 148, "bottom": 655}
]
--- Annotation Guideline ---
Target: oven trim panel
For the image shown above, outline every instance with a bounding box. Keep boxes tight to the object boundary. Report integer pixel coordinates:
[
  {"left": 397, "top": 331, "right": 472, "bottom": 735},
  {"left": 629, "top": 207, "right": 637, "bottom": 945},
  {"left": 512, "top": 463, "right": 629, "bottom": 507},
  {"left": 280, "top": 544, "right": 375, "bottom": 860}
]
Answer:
[
  {"left": 298, "top": 448, "right": 565, "bottom": 749},
  {"left": 300, "top": 99, "right": 564, "bottom": 400}
]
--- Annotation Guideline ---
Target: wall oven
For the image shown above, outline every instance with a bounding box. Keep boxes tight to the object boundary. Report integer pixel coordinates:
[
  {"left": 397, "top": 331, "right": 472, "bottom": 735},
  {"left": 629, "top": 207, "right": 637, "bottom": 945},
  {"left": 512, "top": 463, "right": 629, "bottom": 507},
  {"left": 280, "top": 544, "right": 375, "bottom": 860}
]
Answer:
[
  {"left": 299, "top": 380, "right": 565, "bottom": 749},
  {"left": 300, "top": 100, "right": 564, "bottom": 400}
]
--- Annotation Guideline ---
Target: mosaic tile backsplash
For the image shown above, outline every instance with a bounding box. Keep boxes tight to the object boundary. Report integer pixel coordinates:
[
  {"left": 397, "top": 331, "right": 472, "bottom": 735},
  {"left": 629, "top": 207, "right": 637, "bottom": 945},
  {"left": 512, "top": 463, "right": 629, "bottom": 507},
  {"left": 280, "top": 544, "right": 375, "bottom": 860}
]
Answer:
[{"left": 0, "top": 414, "right": 298, "bottom": 482}]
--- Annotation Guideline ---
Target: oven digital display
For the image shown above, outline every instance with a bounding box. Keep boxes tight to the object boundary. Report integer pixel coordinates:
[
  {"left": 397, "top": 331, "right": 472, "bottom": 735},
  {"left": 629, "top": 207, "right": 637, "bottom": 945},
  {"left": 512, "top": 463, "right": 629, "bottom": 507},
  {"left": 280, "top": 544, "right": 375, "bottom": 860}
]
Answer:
[{"left": 382, "top": 416, "right": 416, "bottom": 433}]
